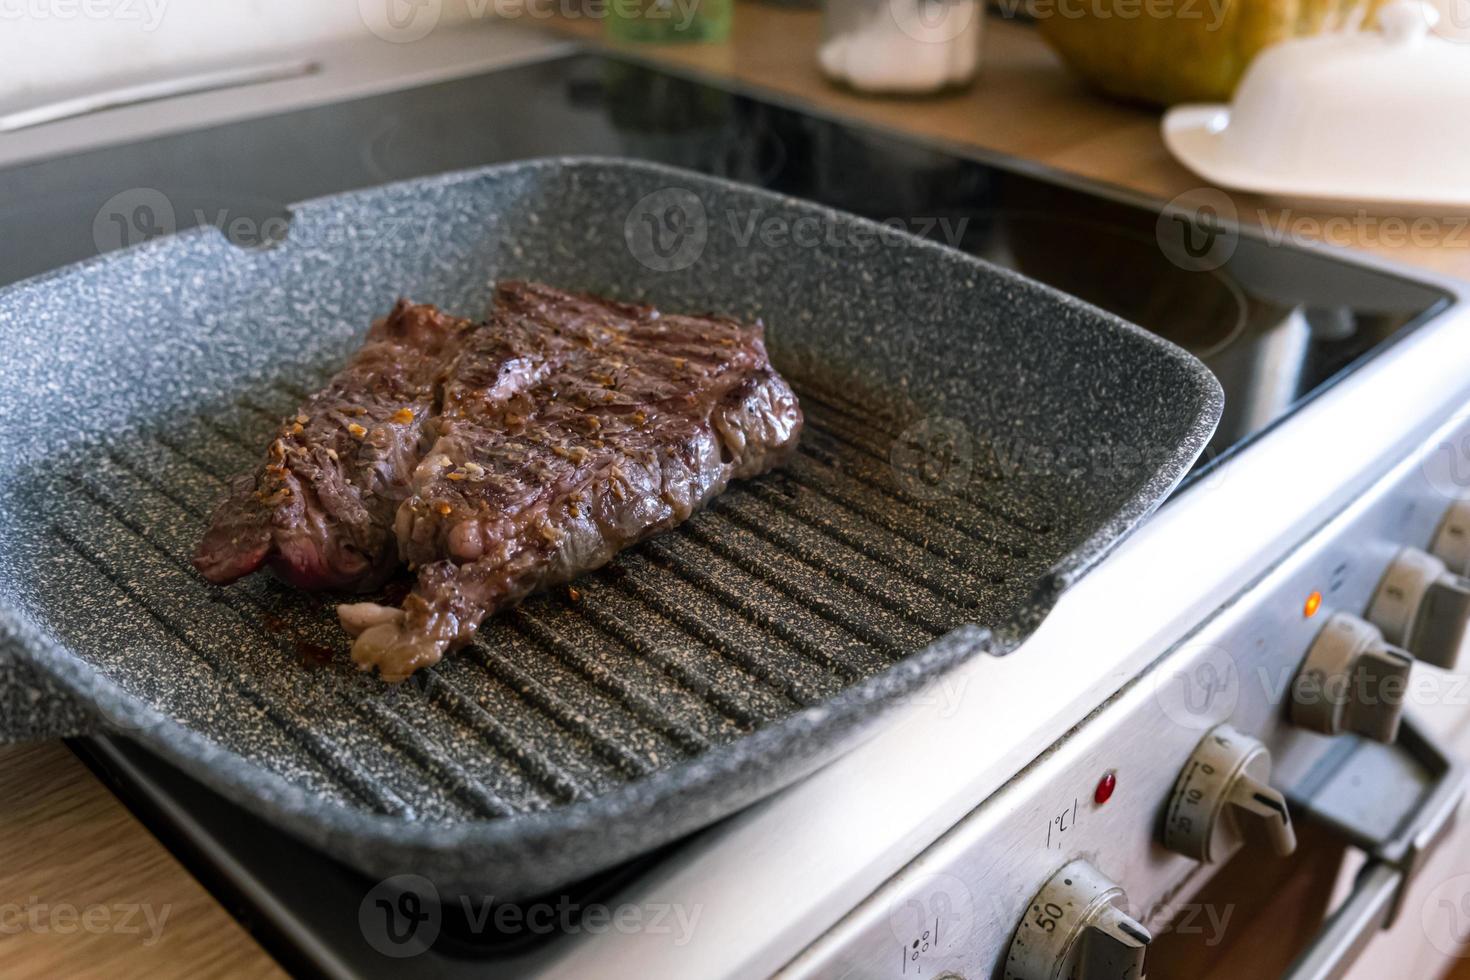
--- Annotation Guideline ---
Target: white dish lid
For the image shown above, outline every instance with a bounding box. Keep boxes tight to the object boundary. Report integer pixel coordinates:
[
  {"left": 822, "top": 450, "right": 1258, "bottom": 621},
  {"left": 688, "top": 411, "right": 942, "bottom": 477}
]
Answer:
[{"left": 1162, "top": 2, "right": 1470, "bottom": 208}]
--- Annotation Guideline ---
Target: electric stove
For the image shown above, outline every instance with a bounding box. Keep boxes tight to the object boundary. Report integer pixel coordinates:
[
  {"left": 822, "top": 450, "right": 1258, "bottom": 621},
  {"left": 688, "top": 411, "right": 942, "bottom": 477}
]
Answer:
[{"left": 8, "top": 23, "right": 1470, "bottom": 979}]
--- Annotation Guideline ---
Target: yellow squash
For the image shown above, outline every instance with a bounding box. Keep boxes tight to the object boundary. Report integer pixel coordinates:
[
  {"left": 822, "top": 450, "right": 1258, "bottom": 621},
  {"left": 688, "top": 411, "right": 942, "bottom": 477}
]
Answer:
[{"left": 1035, "top": 0, "right": 1389, "bottom": 105}]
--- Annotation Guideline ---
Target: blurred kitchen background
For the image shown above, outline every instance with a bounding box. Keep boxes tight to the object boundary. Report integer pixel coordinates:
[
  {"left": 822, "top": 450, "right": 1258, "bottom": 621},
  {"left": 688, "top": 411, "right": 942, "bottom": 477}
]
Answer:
[
  {"left": 2, "top": 1, "right": 495, "bottom": 101},
  {"left": 8, "top": 0, "right": 1470, "bottom": 107}
]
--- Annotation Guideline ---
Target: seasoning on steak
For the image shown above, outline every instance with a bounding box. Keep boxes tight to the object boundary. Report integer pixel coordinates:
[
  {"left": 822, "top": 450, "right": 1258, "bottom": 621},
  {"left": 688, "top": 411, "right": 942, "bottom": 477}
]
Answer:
[
  {"left": 193, "top": 300, "right": 473, "bottom": 592},
  {"left": 337, "top": 281, "right": 803, "bottom": 681}
]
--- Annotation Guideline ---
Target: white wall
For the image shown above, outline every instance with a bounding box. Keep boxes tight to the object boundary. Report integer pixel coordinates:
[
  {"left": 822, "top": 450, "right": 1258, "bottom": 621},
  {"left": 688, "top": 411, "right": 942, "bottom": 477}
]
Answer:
[{"left": 0, "top": 0, "right": 491, "bottom": 102}]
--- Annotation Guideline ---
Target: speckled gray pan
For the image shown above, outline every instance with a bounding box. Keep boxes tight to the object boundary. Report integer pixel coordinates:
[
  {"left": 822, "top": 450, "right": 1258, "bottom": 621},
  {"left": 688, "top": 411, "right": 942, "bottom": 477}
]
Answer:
[{"left": 0, "top": 158, "right": 1221, "bottom": 898}]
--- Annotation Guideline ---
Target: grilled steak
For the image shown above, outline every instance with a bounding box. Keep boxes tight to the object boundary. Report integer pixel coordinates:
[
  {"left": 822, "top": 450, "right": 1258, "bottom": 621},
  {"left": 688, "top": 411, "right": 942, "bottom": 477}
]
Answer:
[
  {"left": 199, "top": 282, "right": 803, "bottom": 681},
  {"left": 193, "top": 300, "right": 472, "bottom": 591},
  {"left": 340, "top": 281, "right": 803, "bottom": 680}
]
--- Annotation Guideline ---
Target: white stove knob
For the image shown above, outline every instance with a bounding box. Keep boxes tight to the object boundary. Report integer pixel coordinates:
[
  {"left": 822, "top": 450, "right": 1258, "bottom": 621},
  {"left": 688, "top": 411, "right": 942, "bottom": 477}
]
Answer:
[
  {"left": 1005, "top": 859, "right": 1150, "bottom": 980},
  {"left": 1367, "top": 547, "right": 1470, "bottom": 670},
  {"left": 1291, "top": 613, "right": 1413, "bottom": 742},
  {"left": 1162, "top": 724, "right": 1296, "bottom": 863},
  {"left": 1431, "top": 499, "right": 1470, "bottom": 576}
]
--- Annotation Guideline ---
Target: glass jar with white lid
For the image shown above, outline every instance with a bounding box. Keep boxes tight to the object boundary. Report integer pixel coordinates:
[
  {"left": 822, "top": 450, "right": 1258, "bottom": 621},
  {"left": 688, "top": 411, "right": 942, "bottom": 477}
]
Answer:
[{"left": 819, "top": 0, "right": 984, "bottom": 95}]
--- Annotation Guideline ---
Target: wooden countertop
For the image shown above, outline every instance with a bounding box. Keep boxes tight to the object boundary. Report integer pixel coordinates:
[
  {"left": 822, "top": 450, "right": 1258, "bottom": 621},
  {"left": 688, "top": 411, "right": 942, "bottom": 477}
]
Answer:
[
  {"left": 4, "top": 8, "right": 1465, "bottom": 977},
  {"left": 0, "top": 742, "right": 285, "bottom": 979}
]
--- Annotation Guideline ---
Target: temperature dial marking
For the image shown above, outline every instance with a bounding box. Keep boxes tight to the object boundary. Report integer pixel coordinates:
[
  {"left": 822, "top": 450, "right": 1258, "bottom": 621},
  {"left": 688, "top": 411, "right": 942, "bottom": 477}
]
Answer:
[
  {"left": 1162, "top": 724, "right": 1295, "bottom": 864},
  {"left": 1004, "top": 859, "right": 1149, "bottom": 980}
]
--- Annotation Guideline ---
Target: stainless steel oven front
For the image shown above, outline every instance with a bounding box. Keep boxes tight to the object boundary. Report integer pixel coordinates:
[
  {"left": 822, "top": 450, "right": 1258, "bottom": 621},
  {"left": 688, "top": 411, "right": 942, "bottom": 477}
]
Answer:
[{"left": 779, "top": 389, "right": 1470, "bottom": 980}]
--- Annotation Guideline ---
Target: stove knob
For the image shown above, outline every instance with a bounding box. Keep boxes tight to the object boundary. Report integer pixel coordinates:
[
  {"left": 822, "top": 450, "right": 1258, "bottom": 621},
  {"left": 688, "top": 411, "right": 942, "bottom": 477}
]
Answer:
[
  {"left": 1004, "top": 859, "right": 1150, "bottom": 980},
  {"left": 1291, "top": 613, "right": 1413, "bottom": 742},
  {"left": 1162, "top": 724, "right": 1296, "bottom": 863},
  {"left": 1367, "top": 547, "right": 1470, "bottom": 670},
  {"left": 1431, "top": 499, "right": 1470, "bottom": 576}
]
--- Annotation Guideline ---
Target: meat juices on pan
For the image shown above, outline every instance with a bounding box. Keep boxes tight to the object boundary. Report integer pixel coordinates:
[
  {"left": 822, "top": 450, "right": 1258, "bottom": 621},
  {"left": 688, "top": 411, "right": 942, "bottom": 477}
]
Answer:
[
  {"left": 338, "top": 281, "right": 804, "bottom": 681},
  {"left": 193, "top": 300, "right": 473, "bottom": 592}
]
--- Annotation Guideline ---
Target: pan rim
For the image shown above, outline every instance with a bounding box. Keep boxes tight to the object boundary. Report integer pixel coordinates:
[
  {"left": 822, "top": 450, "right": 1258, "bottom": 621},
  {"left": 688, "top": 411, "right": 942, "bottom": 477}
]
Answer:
[{"left": 0, "top": 155, "right": 1223, "bottom": 893}]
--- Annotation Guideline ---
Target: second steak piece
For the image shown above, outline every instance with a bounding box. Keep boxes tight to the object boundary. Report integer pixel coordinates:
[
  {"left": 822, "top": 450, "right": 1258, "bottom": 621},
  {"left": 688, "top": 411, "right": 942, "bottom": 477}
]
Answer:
[
  {"left": 194, "top": 300, "right": 472, "bottom": 592},
  {"left": 339, "top": 281, "right": 804, "bottom": 681}
]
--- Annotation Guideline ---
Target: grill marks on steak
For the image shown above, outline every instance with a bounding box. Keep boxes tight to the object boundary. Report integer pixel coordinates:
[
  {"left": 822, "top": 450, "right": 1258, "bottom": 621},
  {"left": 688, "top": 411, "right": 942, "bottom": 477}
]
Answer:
[
  {"left": 339, "top": 281, "right": 803, "bottom": 681},
  {"left": 193, "top": 300, "right": 472, "bottom": 592},
  {"left": 198, "top": 282, "right": 802, "bottom": 681}
]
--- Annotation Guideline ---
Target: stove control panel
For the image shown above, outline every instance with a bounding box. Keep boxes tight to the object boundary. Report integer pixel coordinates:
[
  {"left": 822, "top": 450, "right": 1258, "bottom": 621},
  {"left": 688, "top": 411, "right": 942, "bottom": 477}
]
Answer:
[
  {"left": 1004, "top": 859, "right": 1150, "bottom": 980},
  {"left": 1289, "top": 613, "right": 1412, "bottom": 742},
  {"left": 781, "top": 408, "right": 1470, "bottom": 980},
  {"left": 1161, "top": 724, "right": 1295, "bottom": 863},
  {"left": 1365, "top": 548, "right": 1470, "bottom": 669}
]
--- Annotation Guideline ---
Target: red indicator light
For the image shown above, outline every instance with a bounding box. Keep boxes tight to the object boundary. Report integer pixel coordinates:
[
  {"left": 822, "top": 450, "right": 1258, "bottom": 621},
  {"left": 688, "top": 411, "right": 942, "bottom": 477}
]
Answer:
[
  {"left": 1094, "top": 771, "right": 1117, "bottom": 805},
  {"left": 1304, "top": 591, "right": 1323, "bottom": 618}
]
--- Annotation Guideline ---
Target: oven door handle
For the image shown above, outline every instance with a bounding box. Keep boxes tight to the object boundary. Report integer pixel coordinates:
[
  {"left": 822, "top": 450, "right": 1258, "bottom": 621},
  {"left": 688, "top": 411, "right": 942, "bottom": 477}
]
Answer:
[{"left": 1283, "top": 715, "right": 1467, "bottom": 980}]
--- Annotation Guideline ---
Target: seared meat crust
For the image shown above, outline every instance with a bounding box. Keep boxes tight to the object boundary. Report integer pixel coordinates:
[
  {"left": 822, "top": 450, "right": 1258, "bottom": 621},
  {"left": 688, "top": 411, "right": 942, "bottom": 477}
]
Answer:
[
  {"left": 193, "top": 300, "right": 472, "bottom": 592},
  {"left": 200, "top": 282, "right": 802, "bottom": 681},
  {"left": 343, "top": 282, "right": 802, "bottom": 680}
]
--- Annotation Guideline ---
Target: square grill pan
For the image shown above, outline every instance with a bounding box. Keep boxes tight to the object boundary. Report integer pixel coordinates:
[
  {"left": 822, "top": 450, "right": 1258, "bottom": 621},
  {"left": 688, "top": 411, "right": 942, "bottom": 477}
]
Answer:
[{"left": 0, "top": 158, "right": 1221, "bottom": 898}]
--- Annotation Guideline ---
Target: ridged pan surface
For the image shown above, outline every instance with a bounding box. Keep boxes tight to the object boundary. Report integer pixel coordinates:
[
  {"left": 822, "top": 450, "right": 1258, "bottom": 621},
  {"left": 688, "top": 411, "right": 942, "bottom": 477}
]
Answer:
[{"left": 0, "top": 158, "right": 1221, "bottom": 896}]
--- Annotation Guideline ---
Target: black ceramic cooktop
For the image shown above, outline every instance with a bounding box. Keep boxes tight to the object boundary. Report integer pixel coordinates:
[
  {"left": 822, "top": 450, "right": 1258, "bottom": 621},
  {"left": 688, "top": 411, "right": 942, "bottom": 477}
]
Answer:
[{"left": 0, "top": 52, "right": 1450, "bottom": 484}]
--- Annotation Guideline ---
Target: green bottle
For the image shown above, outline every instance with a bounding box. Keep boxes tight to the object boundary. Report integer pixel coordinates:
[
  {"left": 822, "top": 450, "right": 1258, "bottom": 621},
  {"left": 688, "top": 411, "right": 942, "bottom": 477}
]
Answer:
[{"left": 606, "top": 0, "right": 732, "bottom": 43}]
